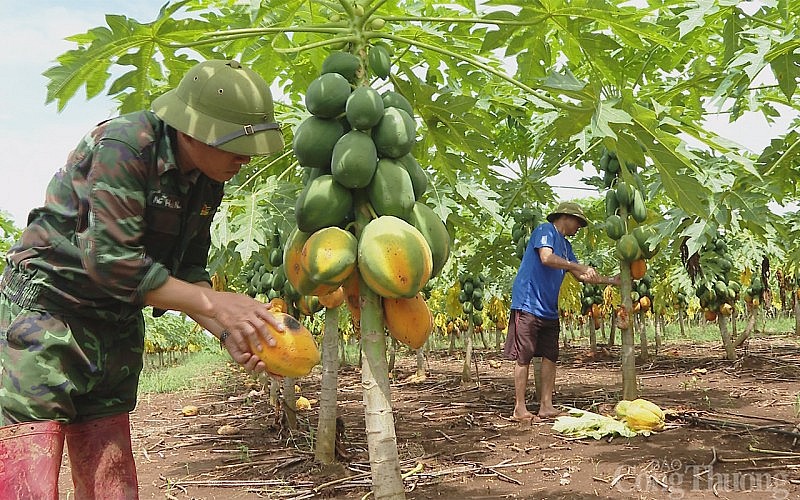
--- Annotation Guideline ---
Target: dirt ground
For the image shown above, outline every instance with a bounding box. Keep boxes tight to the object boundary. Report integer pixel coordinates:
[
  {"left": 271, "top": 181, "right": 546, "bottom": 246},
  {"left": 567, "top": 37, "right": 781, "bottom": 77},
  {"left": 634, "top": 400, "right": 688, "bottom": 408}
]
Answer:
[{"left": 58, "top": 336, "right": 800, "bottom": 499}]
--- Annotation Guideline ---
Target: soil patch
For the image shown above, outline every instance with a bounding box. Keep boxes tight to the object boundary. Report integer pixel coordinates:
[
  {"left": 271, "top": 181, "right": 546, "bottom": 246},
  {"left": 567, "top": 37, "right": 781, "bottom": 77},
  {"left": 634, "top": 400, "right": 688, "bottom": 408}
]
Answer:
[{"left": 58, "top": 337, "right": 800, "bottom": 499}]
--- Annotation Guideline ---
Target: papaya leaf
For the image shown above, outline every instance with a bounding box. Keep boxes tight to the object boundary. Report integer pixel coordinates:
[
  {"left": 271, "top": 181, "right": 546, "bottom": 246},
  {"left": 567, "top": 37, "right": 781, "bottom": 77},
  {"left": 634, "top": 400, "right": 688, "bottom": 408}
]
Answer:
[
  {"left": 770, "top": 51, "right": 799, "bottom": 99},
  {"left": 591, "top": 99, "right": 633, "bottom": 140}
]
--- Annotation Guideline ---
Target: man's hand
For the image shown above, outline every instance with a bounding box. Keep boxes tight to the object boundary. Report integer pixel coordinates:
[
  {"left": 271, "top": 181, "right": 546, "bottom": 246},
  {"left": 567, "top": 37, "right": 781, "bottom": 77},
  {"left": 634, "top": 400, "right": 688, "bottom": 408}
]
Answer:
[{"left": 578, "top": 266, "right": 601, "bottom": 283}]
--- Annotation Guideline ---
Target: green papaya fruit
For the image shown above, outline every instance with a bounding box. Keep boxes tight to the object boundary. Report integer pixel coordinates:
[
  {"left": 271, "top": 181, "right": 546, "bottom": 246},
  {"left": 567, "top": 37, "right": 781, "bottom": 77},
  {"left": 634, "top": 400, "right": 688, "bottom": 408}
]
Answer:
[
  {"left": 331, "top": 130, "right": 378, "bottom": 189},
  {"left": 367, "top": 158, "right": 415, "bottom": 219},
  {"left": 305, "top": 73, "right": 352, "bottom": 118}
]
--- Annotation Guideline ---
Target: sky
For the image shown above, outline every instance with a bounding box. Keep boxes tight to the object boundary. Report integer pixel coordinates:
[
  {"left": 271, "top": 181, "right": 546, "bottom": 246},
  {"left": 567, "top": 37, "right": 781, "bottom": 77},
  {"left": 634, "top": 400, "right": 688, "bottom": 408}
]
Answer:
[{"left": 0, "top": 1, "right": 796, "bottom": 228}]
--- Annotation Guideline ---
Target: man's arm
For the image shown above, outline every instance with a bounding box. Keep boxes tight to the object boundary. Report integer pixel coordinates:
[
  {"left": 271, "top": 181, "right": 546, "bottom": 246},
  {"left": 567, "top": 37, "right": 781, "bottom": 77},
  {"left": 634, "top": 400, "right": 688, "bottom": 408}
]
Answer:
[{"left": 537, "top": 247, "right": 619, "bottom": 285}]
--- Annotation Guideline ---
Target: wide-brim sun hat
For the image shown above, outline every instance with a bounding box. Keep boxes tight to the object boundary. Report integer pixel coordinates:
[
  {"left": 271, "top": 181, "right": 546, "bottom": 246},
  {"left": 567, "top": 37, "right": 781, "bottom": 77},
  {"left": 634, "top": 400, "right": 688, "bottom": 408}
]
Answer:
[
  {"left": 152, "top": 60, "right": 284, "bottom": 156},
  {"left": 546, "top": 201, "right": 588, "bottom": 227}
]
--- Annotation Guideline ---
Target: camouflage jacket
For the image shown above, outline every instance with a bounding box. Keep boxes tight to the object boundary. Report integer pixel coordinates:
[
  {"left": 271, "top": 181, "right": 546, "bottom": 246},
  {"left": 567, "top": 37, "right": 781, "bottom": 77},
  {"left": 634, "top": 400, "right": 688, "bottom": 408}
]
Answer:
[{"left": 2, "top": 110, "right": 223, "bottom": 320}]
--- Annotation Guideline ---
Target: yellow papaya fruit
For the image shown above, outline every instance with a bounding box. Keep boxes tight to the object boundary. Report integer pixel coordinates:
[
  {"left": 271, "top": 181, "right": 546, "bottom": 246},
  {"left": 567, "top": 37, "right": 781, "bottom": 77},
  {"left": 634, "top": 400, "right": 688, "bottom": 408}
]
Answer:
[
  {"left": 616, "top": 398, "right": 665, "bottom": 432},
  {"left": 357, "top": 216, "right": 432, "bottom": 298},
  {"left": 283, "top": 227, "right": 339, "bottom": 297},
  {"left": 248, "top": 312, "right": 321, "bottom": 378},
  {"left": 383, "top": 292, "right": 433, "bottom": 349},
  {"left": 300, "top": 226, "right": 357, "bottom": 286}
]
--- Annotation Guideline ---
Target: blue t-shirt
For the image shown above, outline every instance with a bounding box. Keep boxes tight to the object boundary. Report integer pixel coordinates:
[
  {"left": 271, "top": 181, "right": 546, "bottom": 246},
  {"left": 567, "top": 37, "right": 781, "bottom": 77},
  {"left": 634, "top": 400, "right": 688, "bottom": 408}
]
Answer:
[{"left": 510, "top": 222, "right": 577, "bottom": 320}]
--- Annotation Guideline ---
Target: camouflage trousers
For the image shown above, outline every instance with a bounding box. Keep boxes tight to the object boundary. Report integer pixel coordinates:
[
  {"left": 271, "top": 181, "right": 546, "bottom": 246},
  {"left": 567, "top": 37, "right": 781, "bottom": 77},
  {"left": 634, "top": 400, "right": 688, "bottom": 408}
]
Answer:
[{"left": 0, "top": 293, "right": 144, "bottom": 426}]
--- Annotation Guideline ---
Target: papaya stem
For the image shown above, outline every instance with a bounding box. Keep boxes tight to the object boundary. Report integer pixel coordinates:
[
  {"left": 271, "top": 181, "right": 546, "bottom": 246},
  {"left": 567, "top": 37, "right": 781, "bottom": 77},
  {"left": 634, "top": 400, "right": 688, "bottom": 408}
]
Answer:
[
  {"left": 366, "top": 32, "right": 590, "bottom": 112},
  {"left": 234, "top": 149, "right": 294, "bottom": 193},
  {"left": 271, "top": 36, "right": 358, "bottom": 54}
]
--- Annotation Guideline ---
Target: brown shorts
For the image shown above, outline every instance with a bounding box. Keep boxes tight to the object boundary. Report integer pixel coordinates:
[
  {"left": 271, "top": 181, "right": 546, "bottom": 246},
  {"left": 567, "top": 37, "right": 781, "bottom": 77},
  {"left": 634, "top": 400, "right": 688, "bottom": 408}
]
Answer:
[{"left": 502, "top": 309, "right": 560, "bottom": 364}]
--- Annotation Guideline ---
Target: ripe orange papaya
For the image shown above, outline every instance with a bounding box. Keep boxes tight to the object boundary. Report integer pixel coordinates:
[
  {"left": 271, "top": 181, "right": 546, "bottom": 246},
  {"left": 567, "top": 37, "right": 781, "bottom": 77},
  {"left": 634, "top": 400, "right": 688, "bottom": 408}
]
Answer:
[
  {"left": 342, "top": 269, "right": 361, "bottom": 324},
  {"left": 247, "top": 312, "right": 320, "bottom": 378},
  {"left": 630, "top": 259, "right": 647, "bottom": 280},
  {"left": 318, "top": 286, "right": 346, "bottom": 309},
  {"left": 269, "top": 297, "right": 288, "bottom": 313},
  {"left": 357, "top": 216, "right": 432, "bottom": 298},
  {"left": 283, "top": 227, "right": 339, "bottom": 297},
  {"left": 639, "top": 295, "right": 651, "bottom": 311},
  {"left": 300, "top": 226, "right": 357, "bottom": 286},
  {"left": 383, "top": 292, "right": 433, "bottom": 349}
]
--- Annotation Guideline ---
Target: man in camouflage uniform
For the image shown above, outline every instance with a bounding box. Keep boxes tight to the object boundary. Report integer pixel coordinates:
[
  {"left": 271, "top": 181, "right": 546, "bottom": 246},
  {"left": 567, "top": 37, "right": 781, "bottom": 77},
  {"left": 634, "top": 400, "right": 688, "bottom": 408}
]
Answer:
[{"left": 0, "top": 60, "right": 285, "bottom": 499}]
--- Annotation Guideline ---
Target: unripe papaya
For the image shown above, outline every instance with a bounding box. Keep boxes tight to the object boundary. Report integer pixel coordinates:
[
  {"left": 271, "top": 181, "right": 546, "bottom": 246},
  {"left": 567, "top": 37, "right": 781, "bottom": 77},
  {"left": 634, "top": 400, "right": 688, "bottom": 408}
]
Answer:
[
  {"left": 247, "top": 312, "right": 320, "bottom": 378},
  {"left": 408, "top": 201, "right": 451, "bottom": 278},
  {"left": 616, "top": 234, "right": 642, "bottom": 263},
  {"left": 292, "top": 116, "right": 344, "bottom": 169},
  {"left": 381, "top": 91, "right": 414, "bottom": 116},
  {"left": 605, "top": 190, "right": 619, "bottom": 217},
  {"left": 321, "top": 51, "right": 361, "bottom": 83},
  {"left": 631, "top": 189, "right": 647, "bottom": 223},
  {"left": 295, "top": 175, "right": 353, "bottom": 233},
  {"left": 358, "top": 216, "right": 433, "bottom": 298},
  {"left": 383, "top": 292, "right": 433, "bottom": 349},
  {"left": 372, "top": 107, "right": 416, "bottom": 158},
  {"left": 368, "top": 44, "right": 391, "bottom": 79},
  {"left": 305, "top": 73, "right": 352, "bottom": 118},
  {"left": 615, "top": 180, "right": 634, "bottom": 209},
  {"left": 605, "top": 214, "right": 626, "bottom": 240},
  {"left": 331, "top": 130, "right": 378, "bottom": 189},
  {"left": 345, "top": 86, "right": 385, "bottom": 130},
  {"left": 367, "top": 158, "right": 415, "bottom": 219},
  {"left": 397, "top": 153, "right": 428, "bottom": 200}
]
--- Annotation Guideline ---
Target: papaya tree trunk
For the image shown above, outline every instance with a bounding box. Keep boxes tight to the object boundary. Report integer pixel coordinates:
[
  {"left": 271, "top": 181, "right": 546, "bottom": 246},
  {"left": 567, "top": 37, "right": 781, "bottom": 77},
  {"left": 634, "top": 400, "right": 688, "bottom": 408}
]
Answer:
[
  {"left": 619, "top": 252, "right": 638, "bottom": 400},
  {"left": 600, "top": 316, "right": 607, "bottom": 342},
  {"left": 388, "top": 337, "right": 397, "bottom": 374},
  {"left": 315, "top": 306, "right": 340, "bottom": 464},
  {"left": 479, "top": 327, "right": 490, "bottom": 349},
  {"left": 283, "top": 377, "right": 297, "bottom": 430},
  {"left": 495, "top": 326, "right": 502, "bottom": 351},
  {"left": 654, "top": 311, "right": 662, "bottom": 355},
  {"left": 735, "top": 304, "right": 757, "bottom": 347},
  {"left": 359, "top": 281, "right": 404, "bottom": 499},
  {"left": 448, "top": 330, "right": 457, "bottom": 355},
  {"left": 795, "top": 292, "right": 800, "bottom": 335},
  {"left": 678, "top": 308, "right": 686, "bottom": 337},
  {"left": 461, "top": 320, "right": 474, "bottom": 383},
  {"left": 638, "top": 312, "right": 649, "bottom": 362},
  {"left": 719, "top": 313, "right": 736, "bottom": 361},
  {"left": 588, "top": 317, "right": 597, "bottom": 352},
  {"left": 415, "top": 348, "right": 426, "bottom": 379},
  {"left": 731, "top": 305, "right": 738, "bottom": 340}
]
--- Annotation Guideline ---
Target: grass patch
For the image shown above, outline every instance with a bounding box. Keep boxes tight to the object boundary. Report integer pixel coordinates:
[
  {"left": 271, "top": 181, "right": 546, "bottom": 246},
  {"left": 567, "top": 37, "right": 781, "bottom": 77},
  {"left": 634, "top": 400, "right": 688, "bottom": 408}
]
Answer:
[{"left": 139, "top": 351, "right": 233, "bottom": 394}]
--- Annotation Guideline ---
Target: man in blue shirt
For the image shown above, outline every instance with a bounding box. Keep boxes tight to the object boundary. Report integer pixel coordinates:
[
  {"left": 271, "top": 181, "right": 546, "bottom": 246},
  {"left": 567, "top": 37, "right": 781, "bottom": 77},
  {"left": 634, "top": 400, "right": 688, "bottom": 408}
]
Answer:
[{"left": 505, "top": 202, "right": 618, "bottom": 421}]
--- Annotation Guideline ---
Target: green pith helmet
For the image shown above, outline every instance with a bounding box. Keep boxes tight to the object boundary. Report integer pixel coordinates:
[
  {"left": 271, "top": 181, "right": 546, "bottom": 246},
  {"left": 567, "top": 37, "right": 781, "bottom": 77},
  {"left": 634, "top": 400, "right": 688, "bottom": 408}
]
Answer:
[
  {"left": 151, "top": 60, "right": 284, "bottom": 156},
  {"left": 546, "top": 201, "right": 589, "bottom": 227}
]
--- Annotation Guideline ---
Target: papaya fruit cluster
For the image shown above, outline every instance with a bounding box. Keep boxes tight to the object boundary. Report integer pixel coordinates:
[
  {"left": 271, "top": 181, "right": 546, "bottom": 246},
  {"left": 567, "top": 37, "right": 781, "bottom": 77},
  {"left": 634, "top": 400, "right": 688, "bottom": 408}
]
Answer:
[
  {"left": 242, "top": 229, "right": 287, "bottom": 300},
  {"left": 286, "top": 49, "right": 452, "bottom": 350},
  {"left": 631, "top": 272, "right": 653, "bottom": 313},
  {"left": 695, "top": 235, "right": 741, "bottom": 321},
  {"left": 510, "top": 208, "right": 541, "bottom": 260},
  {"left": 457, "top": 273, "right": 485, "bottom": 327},
  {"left": 581, "top": 281, "right": 605, "bottom": 328},
  {"left": 599, "top": 149, "right": 660, "bottom": 270}
]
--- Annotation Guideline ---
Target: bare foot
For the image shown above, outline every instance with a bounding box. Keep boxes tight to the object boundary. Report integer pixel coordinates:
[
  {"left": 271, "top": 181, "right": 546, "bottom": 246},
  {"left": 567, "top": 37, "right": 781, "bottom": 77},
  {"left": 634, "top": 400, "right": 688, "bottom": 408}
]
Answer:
[
  {"left": 511, "top": 410, "right": 537, "bottom": 422},
  {"left": 537, "top": 407, "right": 566, "bottom": 419}
]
